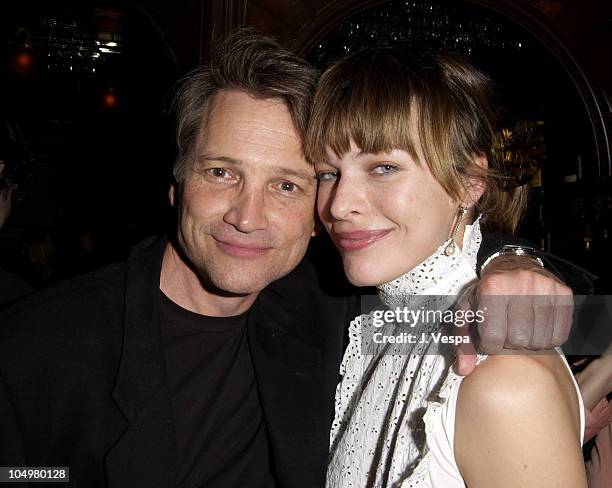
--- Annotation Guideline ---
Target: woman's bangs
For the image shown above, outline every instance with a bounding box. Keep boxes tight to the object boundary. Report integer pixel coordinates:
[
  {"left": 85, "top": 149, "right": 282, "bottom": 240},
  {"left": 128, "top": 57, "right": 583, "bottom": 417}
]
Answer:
[{"left": 307, "top": 78, "right": 417, "bottom": 163}]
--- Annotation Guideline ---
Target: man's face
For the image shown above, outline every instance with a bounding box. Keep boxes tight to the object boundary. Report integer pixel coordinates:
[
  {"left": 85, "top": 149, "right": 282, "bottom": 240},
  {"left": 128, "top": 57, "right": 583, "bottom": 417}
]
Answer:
[{"left": 173, "top": 89, "right": 316, "bottom": 296}]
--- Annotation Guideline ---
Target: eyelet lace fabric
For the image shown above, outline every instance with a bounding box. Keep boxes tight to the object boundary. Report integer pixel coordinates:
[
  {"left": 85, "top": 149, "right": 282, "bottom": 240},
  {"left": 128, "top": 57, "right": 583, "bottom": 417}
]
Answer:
[{"left": 327, "top": 220, "right": 484, "bottom": 488}]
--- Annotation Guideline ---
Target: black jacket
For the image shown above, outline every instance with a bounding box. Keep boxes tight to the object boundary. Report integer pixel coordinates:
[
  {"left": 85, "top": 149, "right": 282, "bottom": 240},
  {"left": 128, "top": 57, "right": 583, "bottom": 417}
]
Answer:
[
  {"left": 0, "top": 266, "right": 33, "bottom": 309},
  {"left": 0, "top": 236, "right": 356, "bottom": 488}
]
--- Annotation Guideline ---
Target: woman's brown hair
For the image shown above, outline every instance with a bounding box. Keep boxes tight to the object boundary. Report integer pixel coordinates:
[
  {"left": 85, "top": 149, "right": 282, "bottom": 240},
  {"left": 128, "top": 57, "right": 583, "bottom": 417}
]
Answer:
[{"left": 305, "top": 48, "right": 527, "bottom": 233}]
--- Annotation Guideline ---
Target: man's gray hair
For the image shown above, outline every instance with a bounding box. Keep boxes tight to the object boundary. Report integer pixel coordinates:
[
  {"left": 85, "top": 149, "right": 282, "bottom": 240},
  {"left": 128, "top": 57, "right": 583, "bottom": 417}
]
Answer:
[{"left": 172, "top": 29, "right": 319, "bottom": 181}]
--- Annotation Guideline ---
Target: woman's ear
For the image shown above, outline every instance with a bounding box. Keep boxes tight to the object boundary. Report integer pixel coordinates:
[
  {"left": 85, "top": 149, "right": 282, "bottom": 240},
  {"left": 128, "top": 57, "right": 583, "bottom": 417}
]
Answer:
[{"left": 463, "top": 154, "right": 488, "bottom": 208}]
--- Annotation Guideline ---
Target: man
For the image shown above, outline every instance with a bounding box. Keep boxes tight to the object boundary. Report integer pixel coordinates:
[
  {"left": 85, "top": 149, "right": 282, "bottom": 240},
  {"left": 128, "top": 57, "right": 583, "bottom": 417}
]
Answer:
[
  {"left": 0, "top": 31, "right": 572, "bottom": 487},
  {"left": 0, "top": 120, "right": 34, "bottom": 308}
]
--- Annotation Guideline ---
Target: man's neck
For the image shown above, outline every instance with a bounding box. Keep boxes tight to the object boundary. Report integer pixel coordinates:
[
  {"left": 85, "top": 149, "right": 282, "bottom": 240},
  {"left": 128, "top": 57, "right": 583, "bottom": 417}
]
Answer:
[{"left": 159, "top": 242, "right": 258, "bottom": 317}]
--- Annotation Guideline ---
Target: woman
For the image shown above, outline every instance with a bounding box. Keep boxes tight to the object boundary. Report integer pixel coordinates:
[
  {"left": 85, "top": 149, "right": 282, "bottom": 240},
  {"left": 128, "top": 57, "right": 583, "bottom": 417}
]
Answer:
[{"left": 304, "top": 48, "right": 587, "bottom": 487}]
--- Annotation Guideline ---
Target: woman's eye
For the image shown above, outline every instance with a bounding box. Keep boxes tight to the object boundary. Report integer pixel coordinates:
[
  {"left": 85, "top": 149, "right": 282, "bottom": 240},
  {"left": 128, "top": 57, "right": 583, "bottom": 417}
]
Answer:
[
  {"left": 371, "top": 164, "right": 398, "bottom": 175},
  {"left": 316, "top": 171, "right": 339, "bottom": 181}
]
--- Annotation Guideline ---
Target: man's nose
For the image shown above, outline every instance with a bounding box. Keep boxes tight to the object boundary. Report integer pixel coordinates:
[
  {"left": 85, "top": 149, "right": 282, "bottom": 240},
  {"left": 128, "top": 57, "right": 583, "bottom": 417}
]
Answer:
[
  {"left": 223, "top": 184, "right": 269, "bottom": 232},
  {"left": 328, "top": 177, "right": 368, "bottom": 221}
]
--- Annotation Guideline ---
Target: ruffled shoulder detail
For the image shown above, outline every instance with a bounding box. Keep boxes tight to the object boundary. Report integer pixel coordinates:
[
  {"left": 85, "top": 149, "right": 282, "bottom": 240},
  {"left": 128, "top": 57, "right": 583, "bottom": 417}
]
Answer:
[{"left": 329, "top": 314, "right": 367, "bottom": 448}]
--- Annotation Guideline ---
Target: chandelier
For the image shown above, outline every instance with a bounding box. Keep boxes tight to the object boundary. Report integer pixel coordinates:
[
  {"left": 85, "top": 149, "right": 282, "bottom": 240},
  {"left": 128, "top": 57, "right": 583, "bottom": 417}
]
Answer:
[{"left": 9, "top": 8, "right": 124, "bottom": 76}]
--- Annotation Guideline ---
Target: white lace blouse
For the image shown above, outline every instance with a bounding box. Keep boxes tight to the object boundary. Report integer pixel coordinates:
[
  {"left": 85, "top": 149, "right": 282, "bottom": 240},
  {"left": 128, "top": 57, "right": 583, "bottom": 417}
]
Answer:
[{"left": 326, "top": 220, "right": 585, "bottom": 488}]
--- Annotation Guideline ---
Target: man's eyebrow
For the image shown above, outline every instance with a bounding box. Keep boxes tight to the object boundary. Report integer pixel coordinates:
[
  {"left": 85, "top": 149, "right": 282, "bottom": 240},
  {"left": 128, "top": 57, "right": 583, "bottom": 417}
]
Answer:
[
  {"left": 270, "top": 165, "right": 317, "bottom": 181},
  {"left": 197, "top": 154, "right": 242, "bottom": 165}
]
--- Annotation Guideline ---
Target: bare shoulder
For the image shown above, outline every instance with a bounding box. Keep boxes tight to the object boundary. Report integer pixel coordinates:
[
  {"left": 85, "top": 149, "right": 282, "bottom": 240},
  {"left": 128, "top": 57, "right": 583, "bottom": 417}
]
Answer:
[
  {"left": 455, "top": 352, "right": 586, "bottom": 488},
  {"left": 458, "top": 352, "right": 579, "bottom": 414}
]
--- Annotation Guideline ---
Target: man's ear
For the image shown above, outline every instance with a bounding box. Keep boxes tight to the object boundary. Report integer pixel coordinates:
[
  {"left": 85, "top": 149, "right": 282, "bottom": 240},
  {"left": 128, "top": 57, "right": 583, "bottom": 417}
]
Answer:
[
  {"left": 0, "top": 161, "right": 5, "bottom": 178},
  {"left": 169, "top": 183, "right": 176, "bottom": 207},
  {"left": 463, "top": 154, "right": 488, "bottom": 207}
]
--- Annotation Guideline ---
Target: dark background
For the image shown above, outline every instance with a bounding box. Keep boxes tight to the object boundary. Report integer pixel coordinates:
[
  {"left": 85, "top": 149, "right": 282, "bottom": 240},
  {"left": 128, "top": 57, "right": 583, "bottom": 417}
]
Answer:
[{"left": 0, "top": 0, "right": 610, "bottom": 290}]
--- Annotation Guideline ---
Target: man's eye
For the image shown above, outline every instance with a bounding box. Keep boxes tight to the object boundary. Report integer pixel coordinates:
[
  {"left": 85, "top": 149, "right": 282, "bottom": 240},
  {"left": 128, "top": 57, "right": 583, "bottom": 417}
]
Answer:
[
  {"left": 371, "top": 164, "right": 398, "bottom": 175},
  {"left": 207, "top": 168, "right": 231, "bottom": 178},
  {"left": 316, "top": 171, "right": 339, "bottom": 181},
  {"left": 279, "top": 181, "right": 299, "bottom": 192}
]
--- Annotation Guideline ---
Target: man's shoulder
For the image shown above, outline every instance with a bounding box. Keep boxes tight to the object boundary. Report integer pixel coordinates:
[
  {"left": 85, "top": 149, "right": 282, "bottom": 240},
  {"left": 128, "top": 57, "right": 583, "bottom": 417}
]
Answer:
[
  {"left": 0, "top": 234, "right": 165, "bottom": 323},
  {"left": 0, "top": 262, "right": 127, "bottom": 347},
  {"left": 3, "top": 262, "right": 125, "bottom": 314}
]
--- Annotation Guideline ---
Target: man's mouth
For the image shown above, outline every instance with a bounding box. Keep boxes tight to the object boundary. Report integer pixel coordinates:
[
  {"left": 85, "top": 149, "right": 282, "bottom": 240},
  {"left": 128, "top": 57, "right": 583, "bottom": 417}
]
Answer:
[{"left": 213, "top": 237, "right": 272, "bottom": 258}]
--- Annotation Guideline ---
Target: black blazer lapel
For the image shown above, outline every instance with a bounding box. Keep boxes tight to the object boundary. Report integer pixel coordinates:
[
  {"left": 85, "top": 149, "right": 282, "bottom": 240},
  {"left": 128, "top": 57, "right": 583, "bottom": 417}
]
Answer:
[
  {"left": 105, "top": 236, "right": 178, "bottom": 488},
  {"left": 248, "top": 287, "right": 328, "bottom": 488}
]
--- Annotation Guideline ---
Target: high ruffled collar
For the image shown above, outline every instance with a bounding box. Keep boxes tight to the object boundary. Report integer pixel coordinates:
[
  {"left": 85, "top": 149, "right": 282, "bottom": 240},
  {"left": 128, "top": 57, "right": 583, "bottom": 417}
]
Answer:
[{"left": 377, "top": 218, "right": 482, "bottom": 306}]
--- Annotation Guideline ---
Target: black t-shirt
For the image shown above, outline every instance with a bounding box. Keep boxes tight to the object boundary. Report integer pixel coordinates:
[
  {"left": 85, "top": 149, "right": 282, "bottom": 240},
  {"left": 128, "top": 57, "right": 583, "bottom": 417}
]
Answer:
[{"left": 159, "top": 291, "right": 276, "bottom": 488}]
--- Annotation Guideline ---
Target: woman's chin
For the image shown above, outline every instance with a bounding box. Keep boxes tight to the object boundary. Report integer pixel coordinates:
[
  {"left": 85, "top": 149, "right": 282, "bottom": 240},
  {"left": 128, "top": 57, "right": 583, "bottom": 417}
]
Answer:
[
  {"left": 343, "top": 256, "right": 421, "bottom": 287},
  {"left": 344, "top": 265, "right": 401, "bottom": 288},
  {"left": 346, "top": 276, "right": 378, "bottom": 287}
]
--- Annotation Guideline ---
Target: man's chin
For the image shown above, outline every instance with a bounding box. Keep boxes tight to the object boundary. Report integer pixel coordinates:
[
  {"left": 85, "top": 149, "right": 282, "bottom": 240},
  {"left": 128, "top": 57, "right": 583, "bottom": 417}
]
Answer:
[
  {"left": 213, "top": 282, "right": 266, "bottom": 297},
  {"left": 199, "top": 271, "right": 277, "bottom": 297}
]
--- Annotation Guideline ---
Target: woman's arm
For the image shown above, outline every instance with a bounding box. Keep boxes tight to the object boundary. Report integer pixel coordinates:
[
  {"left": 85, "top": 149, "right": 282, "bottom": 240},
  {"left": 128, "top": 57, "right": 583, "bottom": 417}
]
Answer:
[{"left": 455, "top": 353, "right": 587, "bottom": 488}]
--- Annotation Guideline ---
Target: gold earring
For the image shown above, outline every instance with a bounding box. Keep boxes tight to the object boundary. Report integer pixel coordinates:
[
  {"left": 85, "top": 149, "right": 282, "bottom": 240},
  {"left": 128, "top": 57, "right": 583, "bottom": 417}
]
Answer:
[{"left": 444, "top": 206, "right": 467, "bottom": 256}]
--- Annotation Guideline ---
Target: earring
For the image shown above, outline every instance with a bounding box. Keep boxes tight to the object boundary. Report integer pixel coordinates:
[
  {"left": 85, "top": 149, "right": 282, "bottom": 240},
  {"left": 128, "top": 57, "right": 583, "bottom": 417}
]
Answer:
[
  {"left": 311, "top": 221, "right": 322, "bottom": 238},
  {"left": 444, "top": 206, "right": 467, "bottom": 256}
]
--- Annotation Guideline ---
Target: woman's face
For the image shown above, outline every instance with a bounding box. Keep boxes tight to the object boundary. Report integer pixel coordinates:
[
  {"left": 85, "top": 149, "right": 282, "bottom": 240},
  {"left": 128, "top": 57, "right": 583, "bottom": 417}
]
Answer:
[{"left": 316, "top": 140, "right": 460, "bottom": 286}]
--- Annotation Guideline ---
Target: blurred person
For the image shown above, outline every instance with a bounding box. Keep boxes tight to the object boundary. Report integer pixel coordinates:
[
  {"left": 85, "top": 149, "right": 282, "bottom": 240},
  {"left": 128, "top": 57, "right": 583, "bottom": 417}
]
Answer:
[
  {"left": 0, "top": 120, "right": 33, "bottom": 308},
  {"left": 576, "top": 349, "right": 612, "bottom": 442},
  {"left": 585, "top": 423, "right": 612, "bottom": 488},
  {"left": 19, "top": 226, "right": 60, "bottom": 287},
  {"left": 574, "top": 345, "right": 612, "bottom": 488},
  {"left": 0, "top": 31, "right": 578, "bottom": 488}
]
